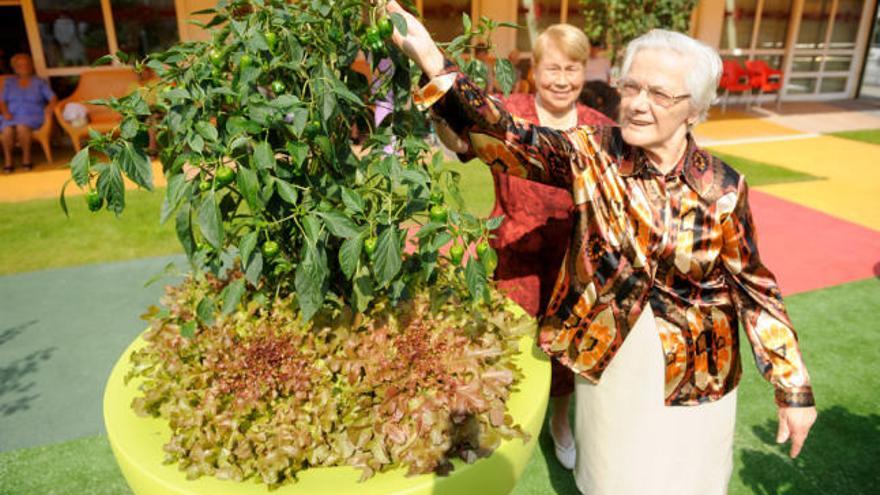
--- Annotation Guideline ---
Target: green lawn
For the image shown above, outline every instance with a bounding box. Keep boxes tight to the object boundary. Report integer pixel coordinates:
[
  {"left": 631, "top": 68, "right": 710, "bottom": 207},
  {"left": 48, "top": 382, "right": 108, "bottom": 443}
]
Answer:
[
  {"left": 0, "top": 189, "right": 180, "bottom": 276},
  {"left": 828, "top": 128, "right": 880, "bottom": 145},
  {"left": 2, "top": 277, "right": 876, "bottom": 494}
]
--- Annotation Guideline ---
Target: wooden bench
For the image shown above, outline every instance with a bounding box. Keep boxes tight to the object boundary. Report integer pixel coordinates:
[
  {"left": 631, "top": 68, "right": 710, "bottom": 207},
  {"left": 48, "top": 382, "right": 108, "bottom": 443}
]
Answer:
[{"left": 54, "top": 67, "right": 140, "bottom": 152}]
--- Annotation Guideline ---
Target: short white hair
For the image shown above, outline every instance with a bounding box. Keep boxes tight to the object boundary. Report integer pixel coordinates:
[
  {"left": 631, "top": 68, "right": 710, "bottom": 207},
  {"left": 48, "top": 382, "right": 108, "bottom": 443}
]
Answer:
[{"left": 621, "top": 29, "right": 722, "bottom": 123}]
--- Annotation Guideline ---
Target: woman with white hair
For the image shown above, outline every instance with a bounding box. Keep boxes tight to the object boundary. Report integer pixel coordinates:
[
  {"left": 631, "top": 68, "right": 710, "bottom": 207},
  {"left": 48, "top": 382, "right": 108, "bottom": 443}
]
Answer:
[{"left": 386, "top": 2, "right": 817, "bottom": 493}]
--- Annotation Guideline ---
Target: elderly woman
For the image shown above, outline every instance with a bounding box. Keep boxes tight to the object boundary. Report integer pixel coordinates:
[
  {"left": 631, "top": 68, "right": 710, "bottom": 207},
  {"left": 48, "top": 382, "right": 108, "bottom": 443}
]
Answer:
[
  {"left": 1, "top": 53, "right": 56, "bottom": 173},
  {"left": 438, "top": 24, "right": 613, "bottom": 470},
  {"left": 387, "top": 2, "right": 816, "bottom": 493}
]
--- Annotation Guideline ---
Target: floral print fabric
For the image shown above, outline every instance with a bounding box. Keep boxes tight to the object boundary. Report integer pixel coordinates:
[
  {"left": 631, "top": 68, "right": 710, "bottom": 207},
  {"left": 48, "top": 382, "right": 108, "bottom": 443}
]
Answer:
[{"left": 417, "top": 66, "right": 814, "bottom": 408}]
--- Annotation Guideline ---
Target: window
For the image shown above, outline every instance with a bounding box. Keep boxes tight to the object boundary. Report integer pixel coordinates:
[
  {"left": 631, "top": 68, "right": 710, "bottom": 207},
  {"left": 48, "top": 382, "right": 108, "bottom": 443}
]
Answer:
[
  {"left": 35, "top": 0, "right": 109, "bottom": 68},
  {"left": 33, "top": 0, "right": 179, "bottom": 72}
]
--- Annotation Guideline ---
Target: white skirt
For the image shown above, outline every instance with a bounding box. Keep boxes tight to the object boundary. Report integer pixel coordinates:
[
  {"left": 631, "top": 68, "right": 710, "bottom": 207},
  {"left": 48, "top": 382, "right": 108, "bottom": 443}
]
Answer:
[{"left": 573, "top": 305, "right": 737, "bottom": 495}]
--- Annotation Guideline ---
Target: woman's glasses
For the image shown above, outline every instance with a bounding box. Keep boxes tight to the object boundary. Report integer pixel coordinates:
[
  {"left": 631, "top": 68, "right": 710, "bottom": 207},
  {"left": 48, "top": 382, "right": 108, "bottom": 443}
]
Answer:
[{"left": 616, "top": 78, "right": 690, "bottom": 108}]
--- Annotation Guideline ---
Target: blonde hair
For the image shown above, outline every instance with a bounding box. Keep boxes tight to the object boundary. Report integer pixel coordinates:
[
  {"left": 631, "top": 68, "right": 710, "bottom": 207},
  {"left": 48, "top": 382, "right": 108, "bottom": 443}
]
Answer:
[{"left": 533, "top": 24, "right": 590, "bottom": 66}]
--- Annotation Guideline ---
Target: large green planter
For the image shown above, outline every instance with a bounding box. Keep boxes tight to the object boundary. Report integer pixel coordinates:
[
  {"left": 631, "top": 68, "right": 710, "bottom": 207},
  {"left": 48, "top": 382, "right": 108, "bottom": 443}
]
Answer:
[{"left": 104, "top": 330, "right": 551, "bottom": 495}]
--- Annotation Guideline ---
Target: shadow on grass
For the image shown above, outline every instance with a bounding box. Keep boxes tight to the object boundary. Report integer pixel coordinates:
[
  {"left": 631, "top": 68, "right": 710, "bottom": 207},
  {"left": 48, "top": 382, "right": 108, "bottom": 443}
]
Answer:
[
  {"left": 537, "top": 412, "right": 580, "bottom": 494},
  {"left": 738, "top": 405, "right": 880, "bottom": 494},
  {"left": 0, "top": 320, "right": 37, "bottom": 348},
  {"left": 0, "top": 321, "right": 56, "bottom": 416}
]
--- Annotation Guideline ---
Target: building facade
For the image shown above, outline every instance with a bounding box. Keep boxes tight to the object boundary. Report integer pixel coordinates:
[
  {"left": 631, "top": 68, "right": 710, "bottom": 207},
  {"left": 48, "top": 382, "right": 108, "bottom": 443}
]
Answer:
[{"left": 1, "top": 0, "right": 878, "bottom": 101}]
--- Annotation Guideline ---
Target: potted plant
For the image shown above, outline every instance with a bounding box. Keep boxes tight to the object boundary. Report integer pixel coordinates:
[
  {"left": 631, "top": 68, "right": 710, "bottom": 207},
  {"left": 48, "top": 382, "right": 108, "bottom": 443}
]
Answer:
[{"left": 66, "top": 0, "right": 549, "bottom": 491}]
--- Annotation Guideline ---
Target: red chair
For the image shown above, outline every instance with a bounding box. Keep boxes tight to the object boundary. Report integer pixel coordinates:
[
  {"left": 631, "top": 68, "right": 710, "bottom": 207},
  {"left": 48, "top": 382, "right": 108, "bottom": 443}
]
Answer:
[
  {"left": 745, "top": 59, "right": 783, "bottom": 109},
  {"left": 719, "top": 60, "right": 752, "bottom": 112}
]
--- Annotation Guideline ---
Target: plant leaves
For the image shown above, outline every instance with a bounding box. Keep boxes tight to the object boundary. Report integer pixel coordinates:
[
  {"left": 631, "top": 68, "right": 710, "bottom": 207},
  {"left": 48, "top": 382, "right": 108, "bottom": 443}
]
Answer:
[
  {"left": 197, "top": 192, "right": 224, "bottom": 249},
  {"left": 195, "top": 121, "right": 219, "bottom": 142},
  {"left": 239, "top": 230, "right": 258, "bottom": 266},
  {"left": 97, "top": 163, "right": 125, "bottom": 214},
  {"left": 338, "top": 232, "right": 364, "bottom": 280},
  {"left": 341, "top": 187, "right": 365, "bottom": 214},
  {"left": 175, "top": 202, "right": 195, "bottom": 257},
  {"left": 295, "top": 243, "right": 328, "bottom": 322},
  {"left": 374, "top": 226, "right": 402, "bottom": 287},
  {"left": 389, "top": 12, "right": 408, "bottom": 36},
  {"left": 221, "top": 278, "right": 246, "bottom": 314},
  {"left": 196, "top": 296, "right": 216, "bottom": 325},
  {"left": 254, "top": 140, "right": 275, "bottom": 170},
  {"left": 119, "top": 142, "right": 153, "bottom": 190},
  {"left": 274, "top": 177, "right": 299, "bottom": 205},
  {"left": 70, "top": 147, "right": 90, "bottom": 187},
  {"left": 494, "top": 58, "right": 516, "bottom": 96},
  {"left": 316, "top": 211, "right": 361, "bottom": 239},
  {"left": 236, "top": 165, "right": 262, "bottom": 211},
  {"left": 160, "top": 173, "right": 188, "bottom": 225}
]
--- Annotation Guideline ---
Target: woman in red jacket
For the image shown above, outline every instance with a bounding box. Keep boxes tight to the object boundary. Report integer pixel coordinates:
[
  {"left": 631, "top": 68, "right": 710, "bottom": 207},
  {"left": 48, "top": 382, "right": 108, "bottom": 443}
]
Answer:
[{"left": 436, "top": 24, "right": 614, "bottom": 470}]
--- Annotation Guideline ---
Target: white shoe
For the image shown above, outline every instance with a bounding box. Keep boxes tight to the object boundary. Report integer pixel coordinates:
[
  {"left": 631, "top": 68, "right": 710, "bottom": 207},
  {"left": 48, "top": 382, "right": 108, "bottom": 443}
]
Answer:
[{"left": 550, "top": 427, "right": 576, "bottom": 470}]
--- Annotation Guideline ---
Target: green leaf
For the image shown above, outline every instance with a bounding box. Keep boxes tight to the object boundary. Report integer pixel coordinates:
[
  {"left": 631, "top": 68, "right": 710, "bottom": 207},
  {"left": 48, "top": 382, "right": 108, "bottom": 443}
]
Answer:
[
  {"left": 236, "top": 166, "right": 262, "bottom": 211},
  {"left": 244, "top": 251, "right": 263, "bottom": 286},
  {"left": 180, "top": 320, "right": 196, "bottom": 338},
  {"left": 302, "top": 214, "right": 322, "bottom": 244},
  {"left": 120, "top": 118, "right": 138, "bottom": 139},
  {"left": 353, "top": 266, "right": 374, "bottom": 312},
  {"left": 160, "top": 173, "right": 188, "bottom": 225},
  {"left": 59, "top": 178, "right": 73, "bottom": 218},
  {"left": 196, "top": 296, "right": 216, "bottom": 325},
  {"left": 119, "top": 142, "right": 153, "bottom": 190},
  {"left": 316, "top": 211, "right": 361, "bottom": 239},
  {"left": 340, "top": 187, "right": 364, "bottom": 214},
  {"left": 254, "top": 140, "right": 274, "bottom": 170},
  {"left": 274, "top": 177, "right": 299, "bottom": 205},
  {"left": 338, "top": 232, "right": 364, "bottom": 280},
  {"left": 239, "top": 230, "right": 258, "bottom": 266},
  {"left": 197, "top": 192, "right": 224, "bottom": 249},
  {"left": 221, "top": 278, "right": 246, "bottom": 314},
  {"left": 462, "top": 13, "right": 472, "bottom": 33},
  {"left": 374, "top": 226, "right": 402, "bottom": 287},
  {"left": 188, "top": 133, "right": 204, "bottom": 152},
  {"left": 465, "top": 257, "right": 488, "bottom": 302},
  {"left": 428, "top": 232, "right": 452, "bottom": 252},
  {"left": 494, "top": 58, "right": 516, "bottom": 96},
  {"left": 92, "top": 54, "right": 114, "bottom": 66},
  {"left": 486, "top": 215, "right": 505, "bottom": 230},
  {"left": 70, "top": 147, "right": 90, "bottom": 187},
  {"left": 97, "top": 163, "right": 125, "bottom": 214},
  {"left": 175, "top": 202, "right": 195, "bottom": 257},
  {"left": 295, "top": 243, "right": 328, "bottom": 322},
  {"left": 195, "top": 121, "right": 219, "bottom": 142},
  {"left": 389, "top": 12, "right": 408, "bottom": 36},
  {"left": 285, "top": 142, "right": 309, "bottom": 167}
]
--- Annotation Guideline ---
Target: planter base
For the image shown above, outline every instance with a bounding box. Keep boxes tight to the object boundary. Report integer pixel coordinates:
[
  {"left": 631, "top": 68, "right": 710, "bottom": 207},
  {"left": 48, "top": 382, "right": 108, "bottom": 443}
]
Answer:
[{"left": 104, "top": 331, "right": 550, "bottom": 495}]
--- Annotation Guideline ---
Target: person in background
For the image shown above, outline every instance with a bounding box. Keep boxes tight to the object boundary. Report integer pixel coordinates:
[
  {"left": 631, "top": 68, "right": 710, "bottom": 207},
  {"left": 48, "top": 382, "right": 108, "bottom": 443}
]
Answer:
[
  {"left": 389, "top": 3, "right": 817, "bottom": 493},
  {"left": 1, "top": 53, "right": 56, "bottom": 173},
  {"left": 434, "top": 24, "right": 614, "bottom": 471},
  {"left": 580, "top": 40, "right": 620, "bottom": 121}
]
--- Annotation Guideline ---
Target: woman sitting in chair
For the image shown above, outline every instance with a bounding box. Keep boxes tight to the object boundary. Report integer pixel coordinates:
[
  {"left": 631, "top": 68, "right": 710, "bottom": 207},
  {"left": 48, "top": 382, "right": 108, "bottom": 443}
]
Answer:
[{"left": 1, "top": 53, "right": 56, "bottom": 173}]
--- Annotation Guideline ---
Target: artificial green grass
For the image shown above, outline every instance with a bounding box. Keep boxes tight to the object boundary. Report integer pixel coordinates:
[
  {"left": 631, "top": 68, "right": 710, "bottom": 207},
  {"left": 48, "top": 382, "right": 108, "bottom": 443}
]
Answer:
[
  {"left": 0, "top": 435, "right": 132, "bottom": 495},
  {"left": 0, "top": 188, "right": 180, "bottom": 276},
  {"left": 707, "top": 150, "right": 820, "bottom": 186},
  {"left": 3, "top": 278, "right": 875, "bottom": 494},
  {"left": 828, "top": 128, "right": 880, "bottom": 145}
]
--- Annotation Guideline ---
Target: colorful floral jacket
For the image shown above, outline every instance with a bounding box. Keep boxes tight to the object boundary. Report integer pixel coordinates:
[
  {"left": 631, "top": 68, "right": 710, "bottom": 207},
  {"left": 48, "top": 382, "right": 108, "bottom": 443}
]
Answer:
[{"left": 417, "top": 64, "right": 814, "bottom": 408}]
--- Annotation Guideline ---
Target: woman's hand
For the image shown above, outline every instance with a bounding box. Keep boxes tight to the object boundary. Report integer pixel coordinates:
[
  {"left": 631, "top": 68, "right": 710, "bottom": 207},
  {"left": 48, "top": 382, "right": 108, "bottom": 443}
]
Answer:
[
  {"left": 776, "top": 406, "right": 817, "bottom": 458},
  {"left": 385, "top": 1, "right": 445, "bottom": 78}
]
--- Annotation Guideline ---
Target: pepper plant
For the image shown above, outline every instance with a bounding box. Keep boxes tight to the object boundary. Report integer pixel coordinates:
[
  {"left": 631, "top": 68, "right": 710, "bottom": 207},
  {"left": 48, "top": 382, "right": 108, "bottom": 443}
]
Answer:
[{"left": 62, "top": 0, "right": 516, "bottom": 322}]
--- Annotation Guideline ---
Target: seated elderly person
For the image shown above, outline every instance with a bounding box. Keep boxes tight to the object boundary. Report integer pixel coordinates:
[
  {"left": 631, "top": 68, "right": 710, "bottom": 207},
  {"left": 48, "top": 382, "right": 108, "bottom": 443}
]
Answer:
[{"left": 1, "top": 53, "right": 56, "bottom": 172}]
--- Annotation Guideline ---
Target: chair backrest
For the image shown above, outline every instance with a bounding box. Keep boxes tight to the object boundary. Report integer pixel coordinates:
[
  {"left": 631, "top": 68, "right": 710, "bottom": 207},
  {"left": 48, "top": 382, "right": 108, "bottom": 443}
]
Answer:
[{"left": 68, "top": 67, "right": 140, "bottom": 103}]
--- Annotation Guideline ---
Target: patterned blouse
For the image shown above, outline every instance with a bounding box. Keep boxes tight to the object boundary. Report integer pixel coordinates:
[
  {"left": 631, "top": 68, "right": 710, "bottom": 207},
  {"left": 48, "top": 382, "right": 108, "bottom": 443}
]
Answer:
[{"left": 417, "top": 64, "right": 814, "bottom": 408}]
